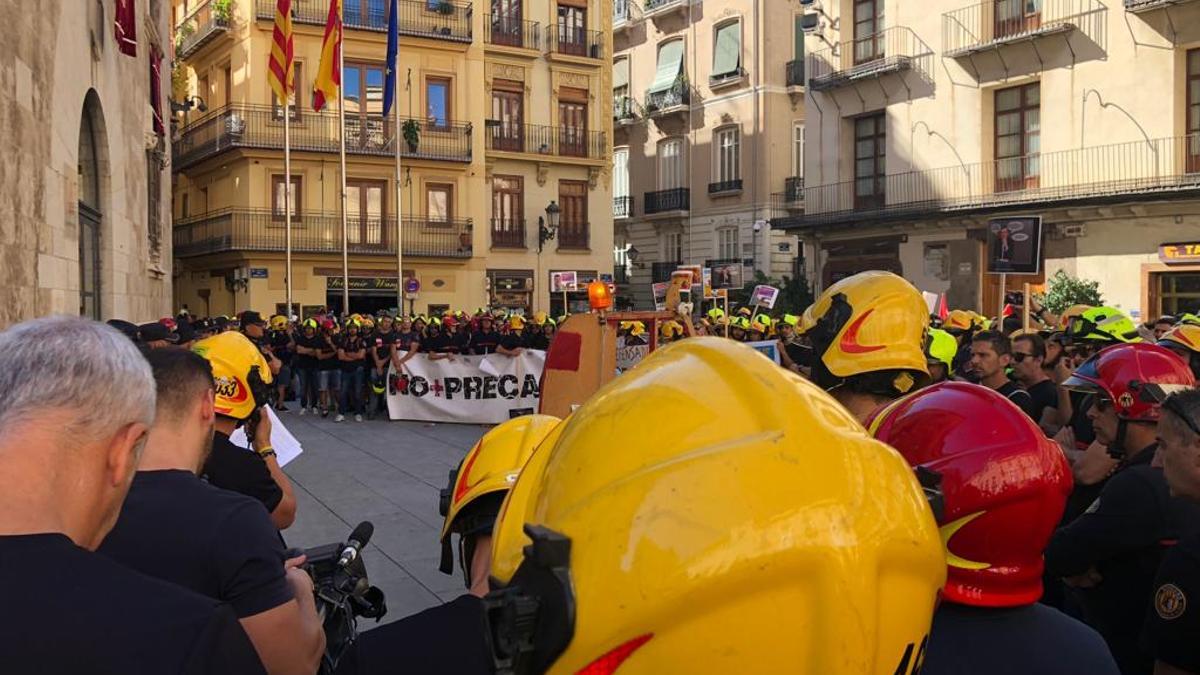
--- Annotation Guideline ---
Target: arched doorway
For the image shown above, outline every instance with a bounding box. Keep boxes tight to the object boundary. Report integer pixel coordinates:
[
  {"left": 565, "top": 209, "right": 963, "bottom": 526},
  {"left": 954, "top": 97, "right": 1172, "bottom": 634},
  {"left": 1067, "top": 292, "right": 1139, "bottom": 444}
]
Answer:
[{"left": 78, "top": 93, "right": 105, "bottom": 319}]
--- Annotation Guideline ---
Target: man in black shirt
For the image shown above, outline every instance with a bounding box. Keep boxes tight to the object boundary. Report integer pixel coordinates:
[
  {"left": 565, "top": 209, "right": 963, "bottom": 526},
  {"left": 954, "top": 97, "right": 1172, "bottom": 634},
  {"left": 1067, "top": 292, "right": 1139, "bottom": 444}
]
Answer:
[
  {"left": 0, "top": 316, "right": 263, "bottom": 674},
  {"left": 368, "top": 313, "right": 397, "bottom": 418},
  {"left": 267, "top": 315, "right": 294, "bottom": 411},
  {"left": 1046, "top": 344, "right": 1200, "bottom": 675},
  {"left": 293, "top": 318, "right": 323, "bottom": 415},
  {"left": 1141, "top": 389, "right": 1200, "bottom": 675},
  {"left": 100, "top": 348, "right": 324, "bottom": 674},
  {"left": 498, "top": 316, "right": 526, "bottom": 356},
  {"left": 194, "top": 331, "right": 298, "bottom": 530},
  {"left": 968, "top": 330, "right": 1038, "bottom": 419},
  {"left": 1013, "top": 333, "right": 1060, "bottom": 431},
  {"left": 470, "top": 314, "right": 502, "bottom": 355},
  {"left": 317, "top": 320, "right": 341, "bottom": 417},
  {"left": 336, "top": 320, "right": 369, "bottom": 422}
]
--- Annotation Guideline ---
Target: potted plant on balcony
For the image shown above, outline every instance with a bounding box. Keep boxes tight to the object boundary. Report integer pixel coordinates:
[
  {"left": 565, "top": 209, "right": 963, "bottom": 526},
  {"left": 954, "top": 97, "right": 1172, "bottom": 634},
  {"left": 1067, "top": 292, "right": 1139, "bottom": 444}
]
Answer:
[
  {"left": 402, "top": 119, "right": 421, "bottom": 153},
  {"left": 174, "top": 20, "right": 195, "bottom": 52},
  {"left": 212, "top": 0, "right": 234, "bottom": 24}
]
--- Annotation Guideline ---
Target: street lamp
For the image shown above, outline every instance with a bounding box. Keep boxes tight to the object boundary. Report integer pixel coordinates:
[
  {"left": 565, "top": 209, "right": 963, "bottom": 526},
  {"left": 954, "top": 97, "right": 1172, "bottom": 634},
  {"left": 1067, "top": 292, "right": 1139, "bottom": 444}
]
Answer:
[
  {"left": 539, "top": 201, "right": 561, "bottom": 253},
  {"left": 170, "top": 96, "right": 208, "bottom": 115}
]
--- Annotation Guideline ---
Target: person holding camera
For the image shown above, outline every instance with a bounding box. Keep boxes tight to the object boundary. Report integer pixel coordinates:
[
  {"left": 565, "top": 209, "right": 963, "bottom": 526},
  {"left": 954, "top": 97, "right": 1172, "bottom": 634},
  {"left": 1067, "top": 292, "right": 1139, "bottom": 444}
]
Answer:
[
  {"left": 99, "top": 347, "right": 324, "bottom": 675},
  {"left": 0, "top": 317, "right": 263, "bottom": 674},
  {"left": 195, "top": 331, "right": 298, "bottom": 530}
]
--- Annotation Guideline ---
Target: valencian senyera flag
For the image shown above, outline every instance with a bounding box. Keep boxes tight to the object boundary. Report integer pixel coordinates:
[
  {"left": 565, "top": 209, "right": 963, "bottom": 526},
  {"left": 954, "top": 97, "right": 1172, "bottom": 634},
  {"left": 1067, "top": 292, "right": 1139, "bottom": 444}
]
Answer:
[
  {"left": 382, "top": 0, "right": 398, "bottom": 119},
  {"left": 267, "top": 0, "right": 295, "bottom": 106},
  {"left": 312, "top": 0, "right": 343, "bottom": 112}
]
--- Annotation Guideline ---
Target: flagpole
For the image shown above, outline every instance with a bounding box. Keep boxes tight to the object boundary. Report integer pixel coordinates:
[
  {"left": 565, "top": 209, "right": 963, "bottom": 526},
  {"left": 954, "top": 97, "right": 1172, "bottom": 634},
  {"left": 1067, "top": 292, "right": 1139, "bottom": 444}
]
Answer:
[
  {"left": 394, "top": 62, "right": 404, "bottom": 314},
  {"left": 284, "top": 94, "right": 294, "bottom": 321},
  {"left": 338, "top": 16, "right": 350, "bottom": 315}
]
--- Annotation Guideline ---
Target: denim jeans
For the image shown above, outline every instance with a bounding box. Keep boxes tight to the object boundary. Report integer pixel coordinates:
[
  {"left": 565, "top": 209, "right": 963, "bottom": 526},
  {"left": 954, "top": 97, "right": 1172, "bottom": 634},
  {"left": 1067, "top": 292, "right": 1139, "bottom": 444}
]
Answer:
[
  {"left": 319, "top": 369, "right": 342, "bottom": 392},
  {"left": 298, "top": 367, "right": 320, "bottom": 408},
  {"left": 367, "top": 366, "right": 389, "bottom": 417},
  {"left": 339, "top": 367, "right": 365, "bottom": 415}
]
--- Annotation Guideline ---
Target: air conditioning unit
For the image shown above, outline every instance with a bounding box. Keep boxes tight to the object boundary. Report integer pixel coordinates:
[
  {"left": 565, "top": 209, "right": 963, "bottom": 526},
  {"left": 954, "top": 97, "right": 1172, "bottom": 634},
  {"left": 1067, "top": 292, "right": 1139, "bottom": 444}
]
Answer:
[{"left": 800, "top": 13, "right": 820, "bottom": 32}]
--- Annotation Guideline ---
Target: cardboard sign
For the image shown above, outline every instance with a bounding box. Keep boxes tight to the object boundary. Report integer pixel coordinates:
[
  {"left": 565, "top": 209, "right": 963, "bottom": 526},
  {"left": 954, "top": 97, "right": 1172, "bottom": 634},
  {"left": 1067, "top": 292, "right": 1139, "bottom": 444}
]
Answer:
[
  {"left": 712, "top": 262, "right": 743, "bottom": 290},
  {"left": 651, "top": 282, "right": 669, "bottom": 311},
  {"left": 751, "top": 285, "right": 780, "bottom": 309},
  {"left": 986, "top": 216, "right": 1043, "bottom": 275},
  {"left": 550, "top": 271, "right": 578, "bottom": 293}
]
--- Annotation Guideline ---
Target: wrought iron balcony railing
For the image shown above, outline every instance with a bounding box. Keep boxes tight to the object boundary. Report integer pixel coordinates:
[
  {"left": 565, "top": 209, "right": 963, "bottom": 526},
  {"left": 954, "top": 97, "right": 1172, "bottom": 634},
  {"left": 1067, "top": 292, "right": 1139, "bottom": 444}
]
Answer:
[
  {"left": 485, "top": 15, "right": 540, "bottom": 49},
  {"left": 613, "top": 0, "right": 638, "bottom": 26},
  {"left": 708, "top": 179, "right": 743, "bottom": 194},
  {"left": 613, "top": 95, "right": 639, "bottom": 123},
  {"left": 255, "top": 0, "right": 473, "bottom": 42},
  {"left": 173, "top": 208, "right": 474, "bottom": 259},
  {"left": 490, "top": 218, "right": 527, "bottom": 248},
  {"left": 549, "top": 25, "right": 604, "bottom": 59},
  {"left": 484, "top": 122, "right": 608, "bottom": 159},
  {"left": 785, "top": 176, "right": 804, "bottom": 202},
  {"left": 614, "top": 196, "right": 634, "bottom": 219},
  {"left": 807, "top": 27, "right": 934, "bottom": 92},
  {"left": 644, "top": 77, "right": 690, "bottom": 116},
  {"left": 644, "top": 188, "right": 690, "bottom": 214},
  {"left": 786, "top": 59, "right": 805, "bottom": 87},
  {"left": 795, "top": 134, "right": 1200, "bottom": 228},
  {"left": 644, "top": 0, "right": 687, "bottom": 17},
  {"left": 943, "top": 0, "right": 1107, "bottom": 57},
  {"left": 172, "top": 104, "right": 472, "bottom": 171},
  {"left": 176, "top": 2, "right": 230, "bottom": 60},
  {"left": 558, "top": 222, "right": 590, "bottom": 250},
  {"left": 1125, "top": 0, "right": 1198, "bottom": 11}
]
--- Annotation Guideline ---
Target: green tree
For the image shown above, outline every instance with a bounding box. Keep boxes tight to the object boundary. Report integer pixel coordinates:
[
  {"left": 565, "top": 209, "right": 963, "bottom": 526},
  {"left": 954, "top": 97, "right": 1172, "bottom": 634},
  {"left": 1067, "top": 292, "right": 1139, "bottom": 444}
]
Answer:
[{"left": 1040, "top": 269, "right": 1103, "bottom": 314}]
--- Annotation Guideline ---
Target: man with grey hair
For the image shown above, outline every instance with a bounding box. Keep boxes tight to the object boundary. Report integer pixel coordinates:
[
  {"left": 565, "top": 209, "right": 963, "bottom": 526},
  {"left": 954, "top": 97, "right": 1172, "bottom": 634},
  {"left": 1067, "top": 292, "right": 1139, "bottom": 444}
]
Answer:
[
  {"left": 1143, "top": 388, "right": 1200, "bottom": 675},
  {"left": 0, "top": 316, "right": 264, "bottom": 674}
]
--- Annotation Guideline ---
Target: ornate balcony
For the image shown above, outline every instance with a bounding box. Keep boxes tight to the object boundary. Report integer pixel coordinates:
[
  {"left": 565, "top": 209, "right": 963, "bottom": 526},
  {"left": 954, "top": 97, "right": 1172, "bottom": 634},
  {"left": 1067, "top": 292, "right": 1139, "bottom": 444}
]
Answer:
[
  {"left": 548, "top": 25, "right": 604, "bottom": 60},
  {"left": 173, "top": 208, "right": 474, "bottom": 259},
  {"left": 484, "top": 122, "right": 608, "bottom": 160},
  {"left": 943, "top": 0, "right": 1107, "bottom": 58},
  {"left": 644, "top": 188, "right": 689, "bottom": 215},
  {"left": 172, "top": 104, "right": 472, "bottom": 171},
  {"left": 175, "top": 2, "right": 231, "bottom": 60},
  {"left": 786, "top": 59, "right": 805, "bottom": 88},
  {"left": 644, "top": 77, "right": 690, "bottom": 118},
  {"left": 255, "top": 0, "right": 473, "bottom": 43},
  {"left": 485, "top": 15, "right": 540, "bottom": 49},
  {"left": 614, "top": 196, "right": 634, "bottom": 219},
  {"left": 807, "top": 27, "right": 934, "bottom": 93},
  {"left": 490, "top": 218, "right": 526, "bottom": 249}
]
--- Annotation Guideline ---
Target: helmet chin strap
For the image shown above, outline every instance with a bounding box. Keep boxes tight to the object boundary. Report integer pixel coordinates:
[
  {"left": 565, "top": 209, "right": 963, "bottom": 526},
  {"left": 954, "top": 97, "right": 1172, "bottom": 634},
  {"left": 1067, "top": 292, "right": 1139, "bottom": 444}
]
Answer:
[{"left": 1107, "top": 419, "right": 1129, "bottom": 461}]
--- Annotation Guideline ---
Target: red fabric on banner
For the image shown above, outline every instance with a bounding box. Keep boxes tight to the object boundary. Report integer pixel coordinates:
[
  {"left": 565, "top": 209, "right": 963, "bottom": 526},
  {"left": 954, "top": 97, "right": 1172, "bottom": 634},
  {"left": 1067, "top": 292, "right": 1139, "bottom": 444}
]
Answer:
[
  {"left": 115, "top": 0, "right": 137, "bottom": 57},
  {"left": 149, "top": 46, "right": 164, "bottom": 136}
]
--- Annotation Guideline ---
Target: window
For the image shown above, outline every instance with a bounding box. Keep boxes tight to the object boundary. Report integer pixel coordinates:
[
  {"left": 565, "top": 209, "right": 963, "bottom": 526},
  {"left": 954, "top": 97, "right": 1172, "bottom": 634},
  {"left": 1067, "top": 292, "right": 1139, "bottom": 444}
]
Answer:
[
  {"left": 78, "top": 96, "right": 104, "bottom": 320},
  {"left": 658, "top": 137, "right": 685, "bottom": 189},
  {"left": 714, "top": 127, "right": 740, "bottom": 184},
  {"left": 854, "top": 113, "right": 886, "bottom": 209},
  {"left": 663, "top": 231, "right": 684, "bottom": 263},
  {"left": 614, "top": 57, "right": 630, "bottom": 117},
  {"left": 853, "top": 0, "right": 884, "bottom": 64},
  {"left": 272, "top": 62, "right": 302, "bottom": 120},
  {"left": 427, "top": 183, "right": 454, "bottom": 225},
  {"left": 711, "top": 21, "right": 742, "bottom": 81},
  {"left": 1188, "top": 50, "right": 1200, "bottom": 172},
  {"left": 556, "top": 2, "right": 587, "bottom": 56},
  {"left": 197, "top": 74, "right": 209, "bottom": 103},
  {"left": 1157, "top": 273, "right": 1200, "bottom": 316},
  {"left": 491, "top": 81, "right": 524, "bottom": 152},
  {"left": 995, "top": 82, "right": 1040, "bottom": 192},
  {"left": 558, "top": 88, "right": 588, "bottom": 157},
  {"left": 648, "top": 40, "right": 685, "bottom": 109},
  {"left": 344, "top": 0, "right": 386, "bottom": 26},
  {"left": 272, "top": 175, "right": 302, "bottom": 220},
  {"left": 223, "top": 64, "right": 232, "bottom": 107},
  {"left": 491, "top": 175, "right": 525, "bottom": 248},
  {"left": 718, "top": 227, "right": 739, "bottom": 260},
  {"left": 558, "top": 180, "right": 589, "bottom": 249},
  {"left": 995, "top": 0, "right": 1042, "bottom": 40},
  {"left": 490, "top": 0, "right": 523, "bottom": 46},
  {"left": 181, "top": 193, "right": 190, "bottom": 219},
  {"left": 613, "top": 148, "right": 631, "bottom": 217},
  {"left": 792, "top": 123, "right": 805, "bottom": 177},
  {"left": 346, "top": 179, "right": 386, "bottom": 246},
  {"left": 147, "top": 151, "right": 162, "bottom": 262},
  {"left": 344, "top": 63, "right": 387, "bottom": 149},
  {"left": 426, "top": 77, "right": 451, "bottom": 129},
  {"left": 794, "top": 14, "right": 805, "bottom": 61}
]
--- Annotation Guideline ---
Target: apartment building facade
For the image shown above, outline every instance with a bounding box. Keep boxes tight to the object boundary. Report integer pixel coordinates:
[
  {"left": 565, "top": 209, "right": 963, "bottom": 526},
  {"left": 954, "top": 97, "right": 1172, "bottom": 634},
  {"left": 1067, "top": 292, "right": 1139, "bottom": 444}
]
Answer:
[
  {"left": 612, "top": 0, "right": 805, "bottom": 309},
  {"left": 781, "top": 0, "right": 1200, "bottom": 319},
  {"left": 0, "top": 0, "right": 173, "bottom": 326},
  {"left": 170, "top": 0, "right": 612, "bottom": 318}
]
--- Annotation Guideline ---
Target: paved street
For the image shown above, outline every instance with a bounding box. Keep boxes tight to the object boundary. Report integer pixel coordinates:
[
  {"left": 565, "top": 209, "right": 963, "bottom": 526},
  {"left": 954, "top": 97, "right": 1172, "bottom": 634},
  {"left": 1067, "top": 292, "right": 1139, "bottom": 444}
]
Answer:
[{"left": 278, "top": 412, "right": 488, "bottom": 624}]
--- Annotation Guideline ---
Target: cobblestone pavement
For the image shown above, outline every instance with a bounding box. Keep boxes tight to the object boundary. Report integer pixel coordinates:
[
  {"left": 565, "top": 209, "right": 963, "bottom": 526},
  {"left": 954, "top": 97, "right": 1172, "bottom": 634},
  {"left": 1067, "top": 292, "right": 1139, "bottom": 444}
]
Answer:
[{"left": 278, "top": 411, "right": 487, "bottom": 624}]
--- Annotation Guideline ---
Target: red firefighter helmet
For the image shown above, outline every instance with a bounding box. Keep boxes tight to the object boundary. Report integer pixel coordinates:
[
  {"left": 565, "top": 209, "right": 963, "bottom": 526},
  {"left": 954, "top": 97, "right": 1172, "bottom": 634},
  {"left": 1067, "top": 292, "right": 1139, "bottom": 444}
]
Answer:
[
  {"left": 868, "top": 381, "right": 1073, "bottom": 608},
  {"left": 1062, "top": 343, "right": 1195, "bottom": 422}
]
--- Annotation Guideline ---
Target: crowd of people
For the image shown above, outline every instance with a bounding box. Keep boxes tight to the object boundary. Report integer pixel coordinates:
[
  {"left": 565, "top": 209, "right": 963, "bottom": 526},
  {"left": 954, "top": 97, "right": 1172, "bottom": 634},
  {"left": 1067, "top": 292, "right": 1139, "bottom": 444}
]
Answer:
[{"left": 9, "top": 269, "right": 1200, "bottom": 674}]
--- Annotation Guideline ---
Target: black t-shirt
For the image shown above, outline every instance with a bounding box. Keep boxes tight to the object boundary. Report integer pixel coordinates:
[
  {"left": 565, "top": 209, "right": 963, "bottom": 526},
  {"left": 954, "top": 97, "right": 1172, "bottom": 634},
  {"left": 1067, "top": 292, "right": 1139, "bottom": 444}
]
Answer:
[
  {"left": 268, "top": 330, "right": 293, "bottom": 365},
  {"left": 337, "top": 334, "right": 369, "bottom": 371},
  {"left": 99, "top": 470, "right": 293, "bottom": 618},
  {"left": 394, "top": 330, "right": 421, "bottom": 355},
  {"left": 923, "top": 602, "right": 1118, "bottom": 675},
  {"left": 445, "top": 331, "right": 470, "bottom": 354},
  {"left": 335, "top": 595, "right": 493, "bottom": 675},
  {"left": 500, "top": 332, "right": 524, "bottom": 351},
  {"left": 0, "top": 533, "right": 264, "bottom": 674},
  {"left": 371, "top": 330, "right": 397, "bottom": 370},
  {"left": 996, "top": 380, "right": 1039, "bottom": 421},
  {"left": 1142, "top": 531, "right": 1200, "bottom": 673},
  {"left": 1025, "top": 379, "right": 1058, "bottom": 425},
  {"left": 423, "top": 333, "right": 448, "bottom": 353},
  {"left": 292, "top": 332, "right": 323, "bottom": 370},
  {"left": 526, "top": 333, "right": 551, "bottom": 351},
  {"left": 202, "top": 431, "right": 284, "bottom": 515},
  {"left": 1045, "top": 445, "right": 1200, "bottom": 675},
  {"left": 471, "top": 330, "right": 501, "bottom": 355},
  {"left": 317, "top": 334, "right": 340, "bottom": 371}
]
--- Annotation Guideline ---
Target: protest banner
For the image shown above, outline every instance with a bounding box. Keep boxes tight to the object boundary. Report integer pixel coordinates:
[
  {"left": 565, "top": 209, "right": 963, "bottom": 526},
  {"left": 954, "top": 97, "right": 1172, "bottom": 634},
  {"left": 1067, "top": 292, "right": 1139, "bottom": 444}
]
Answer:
[
  {"left": 652, "top": 282, "right": 669, "bottom": 310},
  {"left": 616, "top": 342, "right": 650, "bottom": 373},
  {"left": 387, "top": 350, "right": 547, "bottom": 424}
]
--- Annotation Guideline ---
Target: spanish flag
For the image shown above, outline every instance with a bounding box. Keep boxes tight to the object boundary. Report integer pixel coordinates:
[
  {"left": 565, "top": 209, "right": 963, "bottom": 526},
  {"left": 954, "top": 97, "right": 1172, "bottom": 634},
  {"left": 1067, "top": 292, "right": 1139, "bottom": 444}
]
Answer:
[
  {"left": 267, "top": 0, "right": 294, "bottom": 106},
  {"left": 312, "top": 0, "right": 343, "bottom": 112}
]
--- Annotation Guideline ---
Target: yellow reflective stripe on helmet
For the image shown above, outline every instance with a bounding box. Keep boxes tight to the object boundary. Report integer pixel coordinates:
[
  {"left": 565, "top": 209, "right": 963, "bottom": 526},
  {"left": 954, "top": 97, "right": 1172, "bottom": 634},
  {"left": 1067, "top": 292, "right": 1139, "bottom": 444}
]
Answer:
[{"left": 940, "top": 511, "right": 990, "bottom": 570}]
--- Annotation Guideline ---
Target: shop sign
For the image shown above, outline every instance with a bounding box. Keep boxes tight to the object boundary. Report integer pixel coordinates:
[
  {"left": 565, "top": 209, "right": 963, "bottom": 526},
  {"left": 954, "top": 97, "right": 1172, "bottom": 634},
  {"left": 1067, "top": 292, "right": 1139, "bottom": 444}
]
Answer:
[
  {"left": 1159, "top": 243, "right": 1200, "bottom": 264},
  {"left": 326, "top": 277, "right": 400, "bottom": 291}
]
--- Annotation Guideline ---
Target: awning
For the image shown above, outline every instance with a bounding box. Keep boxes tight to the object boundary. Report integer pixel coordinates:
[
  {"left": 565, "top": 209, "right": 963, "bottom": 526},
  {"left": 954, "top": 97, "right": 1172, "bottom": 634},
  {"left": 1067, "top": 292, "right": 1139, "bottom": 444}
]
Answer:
[
  {"left": 647, "top": 40, "right": 684, "bottom": 94},
  {"left": 614, "top": 58, "right": 630, "bottom": 90},
  {"left": 713, "top": 23, "right": 741, "bottom": 77}
]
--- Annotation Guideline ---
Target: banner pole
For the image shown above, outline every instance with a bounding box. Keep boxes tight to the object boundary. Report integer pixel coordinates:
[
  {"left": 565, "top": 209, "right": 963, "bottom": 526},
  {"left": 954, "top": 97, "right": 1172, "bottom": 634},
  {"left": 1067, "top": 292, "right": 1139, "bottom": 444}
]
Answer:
[{"left": 997, "top": 273, "right": 1007, "bottom": 326}]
